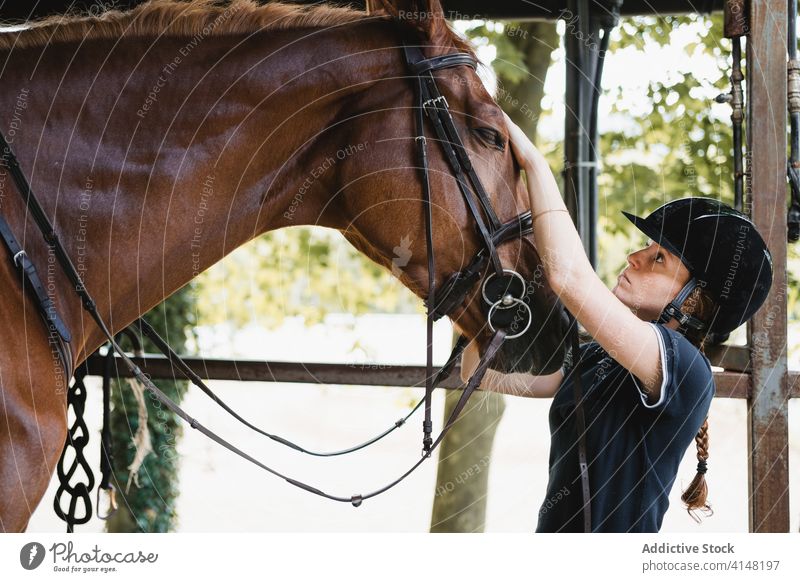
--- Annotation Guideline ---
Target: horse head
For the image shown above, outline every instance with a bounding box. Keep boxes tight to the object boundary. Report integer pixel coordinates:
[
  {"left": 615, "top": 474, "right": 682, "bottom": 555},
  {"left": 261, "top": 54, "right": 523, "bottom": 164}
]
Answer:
[{"left": 334, "top": 0, "right": 570, "bottom": 375}]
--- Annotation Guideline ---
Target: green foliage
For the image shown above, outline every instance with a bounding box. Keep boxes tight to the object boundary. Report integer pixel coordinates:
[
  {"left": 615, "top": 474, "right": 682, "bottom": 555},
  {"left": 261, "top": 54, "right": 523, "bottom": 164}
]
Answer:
[
  {"left": 594, "top": 15, "right": 731, "bottom": 283},
  {"left": 194, "top": 226, "right": 421, "bottom": 330},
  {"left": 462, "top": 21, "right": 530, "bottom": 83},
  {"left": 578, "top": 14, "right": 800, "bottom": 344},
  {"left": 107, "top": 285, "right": 196, "bottom": 532}
]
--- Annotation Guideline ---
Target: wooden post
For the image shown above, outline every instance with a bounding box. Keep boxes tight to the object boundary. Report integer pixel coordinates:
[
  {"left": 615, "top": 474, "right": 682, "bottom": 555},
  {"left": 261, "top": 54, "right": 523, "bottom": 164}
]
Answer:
[{"left": 746, "top": 0, "right": 790, "bottom": 532}]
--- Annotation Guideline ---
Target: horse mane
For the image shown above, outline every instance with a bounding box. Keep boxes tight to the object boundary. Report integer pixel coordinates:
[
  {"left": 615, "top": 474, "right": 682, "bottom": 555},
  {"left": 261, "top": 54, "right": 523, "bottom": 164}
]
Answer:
[
  {"left": 0, "top": 0, "right": 380, "bottom": 50},
  {"left": 0, "top": 0, "right": 476, "bottom": 59}
]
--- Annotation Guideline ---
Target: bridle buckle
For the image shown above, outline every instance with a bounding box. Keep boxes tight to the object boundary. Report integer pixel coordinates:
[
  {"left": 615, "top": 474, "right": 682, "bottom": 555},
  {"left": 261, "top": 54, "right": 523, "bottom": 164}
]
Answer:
[
  {"left": 422, "top": 95, "right": 449, "bottom": 115},
  {"left": 12, "top": 249, "right": 26, "bottom": 266}
]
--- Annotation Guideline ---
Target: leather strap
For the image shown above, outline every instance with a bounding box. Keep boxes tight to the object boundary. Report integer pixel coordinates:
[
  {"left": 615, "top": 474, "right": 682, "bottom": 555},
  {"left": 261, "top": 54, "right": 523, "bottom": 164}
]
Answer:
[
  {"left": 136, "top": 317, "right": 469, "bottom": 457},
  {"left": 406, "top": 52, "right": 477, "bottom": 75},
  {"left": 567, "top": 309, "right": 592, "bottom": 532},
  {"left": 0, "top": 214, "right": 72, "bottom": 344},
  {"left": 658, "top": 278, "right": 707, "bottom": 332},
  {"left": 402, "top": 42, "right": 505, "bottom": 277},
  {"left": 104, "top": 324, "right": 507, "bottom": 506}
]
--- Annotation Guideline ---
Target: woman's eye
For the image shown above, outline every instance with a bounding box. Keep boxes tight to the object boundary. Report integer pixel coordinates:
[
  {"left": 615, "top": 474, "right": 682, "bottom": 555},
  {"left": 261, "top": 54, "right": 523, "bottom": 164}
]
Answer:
[
  {"left": 472, "top": 127, "right": 506, "bottom": 151},
  {"left": 656, "top": 253, "right": 664, "bottom": 263}
]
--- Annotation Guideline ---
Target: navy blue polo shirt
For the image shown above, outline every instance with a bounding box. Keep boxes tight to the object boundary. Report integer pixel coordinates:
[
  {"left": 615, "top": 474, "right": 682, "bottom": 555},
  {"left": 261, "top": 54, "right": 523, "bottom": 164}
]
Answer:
[{"left": 535, "top": 322, "right": 715, "bottom": 533}]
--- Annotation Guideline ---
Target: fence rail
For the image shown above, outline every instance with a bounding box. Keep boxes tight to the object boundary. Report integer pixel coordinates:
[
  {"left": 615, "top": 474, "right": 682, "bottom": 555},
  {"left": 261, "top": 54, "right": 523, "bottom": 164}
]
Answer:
[{"left": 84, "top": 353, "right": 799, "bottom": 401}]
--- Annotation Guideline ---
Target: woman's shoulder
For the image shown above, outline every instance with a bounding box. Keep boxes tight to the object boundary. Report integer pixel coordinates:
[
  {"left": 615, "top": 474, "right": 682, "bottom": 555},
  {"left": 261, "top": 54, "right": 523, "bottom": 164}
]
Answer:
[{"left": 647, "top": 321, "right": 714, "bottom": 388}]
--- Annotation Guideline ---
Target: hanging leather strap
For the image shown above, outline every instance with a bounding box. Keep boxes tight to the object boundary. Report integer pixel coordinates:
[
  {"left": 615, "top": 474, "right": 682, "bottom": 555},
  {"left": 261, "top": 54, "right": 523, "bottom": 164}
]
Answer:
[{"left": 567, "top": 310, "right": 591, "bottom": 532}]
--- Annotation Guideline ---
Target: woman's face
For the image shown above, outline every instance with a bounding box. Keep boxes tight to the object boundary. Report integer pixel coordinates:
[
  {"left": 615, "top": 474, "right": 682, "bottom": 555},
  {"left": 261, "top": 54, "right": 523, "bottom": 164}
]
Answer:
[{"left": 612, "top": 239, "right": 692, "bottom": 323}]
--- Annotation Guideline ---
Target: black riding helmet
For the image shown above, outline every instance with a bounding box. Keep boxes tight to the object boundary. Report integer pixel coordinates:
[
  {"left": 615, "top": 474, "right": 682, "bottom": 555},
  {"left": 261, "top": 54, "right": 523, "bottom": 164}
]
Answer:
[{"left": 621, "top": 197, "right": 773, "bottom": 335}]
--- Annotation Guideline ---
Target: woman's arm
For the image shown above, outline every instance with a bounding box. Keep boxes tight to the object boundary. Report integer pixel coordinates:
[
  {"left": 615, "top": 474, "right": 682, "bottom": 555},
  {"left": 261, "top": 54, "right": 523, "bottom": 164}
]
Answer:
[
  {"left": 460, "top": 342, "right": 564, "bottom": 398},
  {"left": 502, "top": 112, "right": 664, "bottom": 400}
]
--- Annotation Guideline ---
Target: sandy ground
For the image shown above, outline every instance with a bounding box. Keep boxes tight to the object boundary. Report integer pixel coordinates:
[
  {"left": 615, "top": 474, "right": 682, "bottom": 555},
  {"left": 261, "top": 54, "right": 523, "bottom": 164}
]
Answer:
[{"left": 26, "top": 315, "right": 800, "bottom": 532}]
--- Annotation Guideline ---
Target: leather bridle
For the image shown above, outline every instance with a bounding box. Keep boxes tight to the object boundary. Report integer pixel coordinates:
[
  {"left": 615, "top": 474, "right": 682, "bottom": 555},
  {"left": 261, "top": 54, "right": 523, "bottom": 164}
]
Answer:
[
  {"left": 0, "top": 37, "right": 585, "bottom": 522},
  {"left": 404, "top": 39, "right": 590, "bottom": 531},
  {"left": 401, "top": 40, "right": 536, "bottom": 456}
]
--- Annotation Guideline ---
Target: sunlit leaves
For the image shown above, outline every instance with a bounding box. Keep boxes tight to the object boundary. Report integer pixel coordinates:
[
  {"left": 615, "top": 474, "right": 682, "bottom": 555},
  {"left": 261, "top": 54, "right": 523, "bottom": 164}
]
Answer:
[{"left": 194, "top": 227, "right": 421, "bottom": 330}]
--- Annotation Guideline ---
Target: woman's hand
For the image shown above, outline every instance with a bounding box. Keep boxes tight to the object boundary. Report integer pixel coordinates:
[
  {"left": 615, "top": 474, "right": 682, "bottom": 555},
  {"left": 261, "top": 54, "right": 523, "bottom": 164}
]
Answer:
[{"left": 502, "top": 111, "right": 546, "bottom": 169}]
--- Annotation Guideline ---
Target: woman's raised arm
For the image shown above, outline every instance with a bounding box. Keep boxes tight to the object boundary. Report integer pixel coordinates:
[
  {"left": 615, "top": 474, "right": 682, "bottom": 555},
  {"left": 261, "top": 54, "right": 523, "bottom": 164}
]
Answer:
[{"left": 502, "top": 111, "right": 664, "bottom": 400}]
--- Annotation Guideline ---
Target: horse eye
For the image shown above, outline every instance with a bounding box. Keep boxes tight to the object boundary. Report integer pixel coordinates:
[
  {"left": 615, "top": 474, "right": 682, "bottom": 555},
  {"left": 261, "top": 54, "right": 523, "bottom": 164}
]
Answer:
[{"left": 472, "top": 127, "right": 506, "bottom": 151}]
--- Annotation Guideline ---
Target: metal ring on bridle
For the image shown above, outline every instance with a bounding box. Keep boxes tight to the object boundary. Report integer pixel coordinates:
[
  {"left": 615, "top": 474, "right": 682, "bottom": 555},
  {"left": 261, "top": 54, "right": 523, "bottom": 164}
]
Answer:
[
  {"left": 481, "top": 268, "right": 527, "bottom": 307},
  {"left": 487, "top": 297, "right": 532, "bottom": 339}
]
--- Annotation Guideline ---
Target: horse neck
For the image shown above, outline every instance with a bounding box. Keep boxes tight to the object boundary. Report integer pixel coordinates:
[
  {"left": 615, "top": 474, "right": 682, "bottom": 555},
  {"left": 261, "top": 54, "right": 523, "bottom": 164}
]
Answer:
[{"left": 0, "top": 20, "right": 404, "bottom": 360}]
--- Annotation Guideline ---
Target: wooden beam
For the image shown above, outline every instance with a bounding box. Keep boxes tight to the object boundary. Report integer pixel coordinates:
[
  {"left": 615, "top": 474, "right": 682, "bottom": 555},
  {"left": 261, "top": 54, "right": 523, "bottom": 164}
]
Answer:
[
  {"left": 83, "top": 354, "right": 465, "bottom": 390},
  {"left": 705, "top": 344, "right": 750, "bottom": 372},
  {"left": 746, "top": 0, "right": 790, "bottom": 533},
  {"left": 84, "top": 354, "right": 800, "bottom": 400}
]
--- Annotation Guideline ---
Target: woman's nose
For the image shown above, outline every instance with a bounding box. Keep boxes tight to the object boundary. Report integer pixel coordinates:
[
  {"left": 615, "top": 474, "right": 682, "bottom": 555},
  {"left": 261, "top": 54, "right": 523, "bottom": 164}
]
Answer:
[{"left": 627, "top": 246, "right": 650, "bottom": 269}]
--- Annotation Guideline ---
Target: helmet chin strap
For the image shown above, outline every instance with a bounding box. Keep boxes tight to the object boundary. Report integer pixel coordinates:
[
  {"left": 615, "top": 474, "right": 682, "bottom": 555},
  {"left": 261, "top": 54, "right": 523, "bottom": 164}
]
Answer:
[{"left": 656, "top": 277, "right": 708, "bottom": 332}]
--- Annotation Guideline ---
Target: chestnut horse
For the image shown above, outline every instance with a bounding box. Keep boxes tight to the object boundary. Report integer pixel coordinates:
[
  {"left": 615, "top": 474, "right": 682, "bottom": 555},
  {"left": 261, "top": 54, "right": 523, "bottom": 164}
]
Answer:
[{"left": 0, "top": 0, "right": 568, "bottom": 531}]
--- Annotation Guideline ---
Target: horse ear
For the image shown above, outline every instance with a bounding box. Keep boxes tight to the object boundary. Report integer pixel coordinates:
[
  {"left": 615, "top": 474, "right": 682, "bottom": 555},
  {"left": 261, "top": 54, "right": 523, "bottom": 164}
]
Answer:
[{"left": 367, "top": 0, "right": 452, "bottom": 53}]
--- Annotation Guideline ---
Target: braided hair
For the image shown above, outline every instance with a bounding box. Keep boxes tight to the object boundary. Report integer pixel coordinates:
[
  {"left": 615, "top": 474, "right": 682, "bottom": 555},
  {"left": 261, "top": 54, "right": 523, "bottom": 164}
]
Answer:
[
  {"left": 680, "top": 418, "right": 713, "bottom": 521},
  {"left": 675, "top": 286, "right": 717, "bottom": 521}
]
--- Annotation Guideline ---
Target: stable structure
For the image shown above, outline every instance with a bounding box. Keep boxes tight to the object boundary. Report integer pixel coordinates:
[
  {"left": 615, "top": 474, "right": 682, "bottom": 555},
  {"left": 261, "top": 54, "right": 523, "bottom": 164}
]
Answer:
[{"left": 4, "top": 0, "right": 792, "bottom": 532}]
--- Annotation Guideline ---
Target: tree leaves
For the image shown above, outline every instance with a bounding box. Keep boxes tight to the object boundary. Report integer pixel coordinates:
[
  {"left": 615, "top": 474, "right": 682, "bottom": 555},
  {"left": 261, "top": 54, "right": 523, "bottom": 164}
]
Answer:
[{"left": 194, "top": 227, "right": 421, "bottom": 330}]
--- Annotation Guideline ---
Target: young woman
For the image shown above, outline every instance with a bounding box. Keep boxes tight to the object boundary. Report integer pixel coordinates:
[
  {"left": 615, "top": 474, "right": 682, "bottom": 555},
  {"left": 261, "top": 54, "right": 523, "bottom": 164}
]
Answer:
[{"left": 461, "top": 112, "right": 773, "bottom": 532}]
